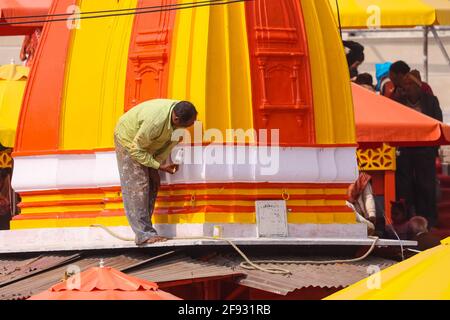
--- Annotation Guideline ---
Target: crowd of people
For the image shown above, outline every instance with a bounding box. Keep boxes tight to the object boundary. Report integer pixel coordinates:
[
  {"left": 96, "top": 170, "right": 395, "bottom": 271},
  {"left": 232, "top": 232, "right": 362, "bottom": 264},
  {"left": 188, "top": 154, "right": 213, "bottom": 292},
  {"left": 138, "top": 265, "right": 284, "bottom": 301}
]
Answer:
[{"left": 345, "top": 41, "right": 444, "bottom": 251}]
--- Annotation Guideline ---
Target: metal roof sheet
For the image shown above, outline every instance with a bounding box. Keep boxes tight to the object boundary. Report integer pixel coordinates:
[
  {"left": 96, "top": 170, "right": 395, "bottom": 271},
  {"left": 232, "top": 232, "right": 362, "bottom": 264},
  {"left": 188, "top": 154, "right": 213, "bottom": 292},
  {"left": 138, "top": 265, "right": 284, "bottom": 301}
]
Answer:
[
  {"left": 208, "top": 255, "right": 398, "bottom": 295},
  {"left": 0, "top": 253, "right": 81, "bottom": 287},
  {"left": 128, "top": 254, "right": 244, "bottom": 284},
  {"left": 0, "top": 252, "right": 154, "bottom": 300}
]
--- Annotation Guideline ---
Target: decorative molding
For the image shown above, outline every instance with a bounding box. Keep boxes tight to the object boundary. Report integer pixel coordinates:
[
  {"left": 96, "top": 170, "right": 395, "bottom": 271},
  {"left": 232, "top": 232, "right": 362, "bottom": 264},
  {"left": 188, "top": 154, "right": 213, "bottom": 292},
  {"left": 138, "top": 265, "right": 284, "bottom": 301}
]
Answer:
[
  {"left": 245, "top": 0, "right": 315, "bottom": 144},
  {"left": 357, "top": 144, "right": 396, "bottom": 171},
  {"left": 0, "top": 149, "right": 12, "bottom": 169},
  {"left": 11, "top": 147, "right": 358, "bottom": 192}
]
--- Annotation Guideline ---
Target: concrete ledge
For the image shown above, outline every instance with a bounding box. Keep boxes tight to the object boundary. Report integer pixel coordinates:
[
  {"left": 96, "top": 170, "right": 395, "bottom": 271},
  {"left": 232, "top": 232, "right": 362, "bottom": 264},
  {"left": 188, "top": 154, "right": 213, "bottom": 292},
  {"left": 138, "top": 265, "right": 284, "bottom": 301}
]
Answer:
[{"left": 0, "top": 226, "right": 416, "bottom": 254}]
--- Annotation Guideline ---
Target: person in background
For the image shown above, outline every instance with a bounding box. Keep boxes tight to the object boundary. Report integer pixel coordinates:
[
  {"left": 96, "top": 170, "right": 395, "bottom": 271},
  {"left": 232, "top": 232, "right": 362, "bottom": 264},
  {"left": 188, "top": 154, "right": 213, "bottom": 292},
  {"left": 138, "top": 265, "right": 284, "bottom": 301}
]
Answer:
[
  {"left": 395, "top": 72, "right": 442, "bottom": 227},
  {"left": 389, "top": 61, "right": 434, "bottom": 101},
  {"left": 408, "top": 216, "right": 441, "bottom": 250},
  {"left": 410, "top": 69, "right": 434, "bottom": 95},
  {"left": 354, "top": 73, "right": 375, "bottom": 92},
  {"left": 385, "top": 200, "right": 410, "bottom": 240},
  {"left": 347, "top": 172, "right": 376, "bottom": 235},
  {"left": 375, "top": 62, "right": 395, "bottom": 97},
  {"left": 343, "top": 40, "right": 365, "bottom": 80}
]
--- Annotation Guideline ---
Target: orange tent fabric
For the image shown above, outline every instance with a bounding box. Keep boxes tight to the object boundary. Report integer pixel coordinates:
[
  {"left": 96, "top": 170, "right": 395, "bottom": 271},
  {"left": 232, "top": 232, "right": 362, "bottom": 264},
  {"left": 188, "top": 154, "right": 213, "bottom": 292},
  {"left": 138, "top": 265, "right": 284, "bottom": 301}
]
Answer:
[
  {"left": 0, "top": 0, "right": 52, "bottom": 35},
  {"left": 28, "top": 266, "right": 182, "bottom": 300},
  {"left": 353, "top": 83, "right": 450, "bottom": 146}
]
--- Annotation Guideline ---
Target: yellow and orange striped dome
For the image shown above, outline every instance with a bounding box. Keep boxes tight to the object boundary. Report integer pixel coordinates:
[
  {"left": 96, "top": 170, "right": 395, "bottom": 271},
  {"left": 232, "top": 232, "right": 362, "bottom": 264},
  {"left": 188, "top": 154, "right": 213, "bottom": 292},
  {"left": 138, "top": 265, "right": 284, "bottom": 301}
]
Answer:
[{"left": 11, "top": 0, "right": 360, "bottom": 236}]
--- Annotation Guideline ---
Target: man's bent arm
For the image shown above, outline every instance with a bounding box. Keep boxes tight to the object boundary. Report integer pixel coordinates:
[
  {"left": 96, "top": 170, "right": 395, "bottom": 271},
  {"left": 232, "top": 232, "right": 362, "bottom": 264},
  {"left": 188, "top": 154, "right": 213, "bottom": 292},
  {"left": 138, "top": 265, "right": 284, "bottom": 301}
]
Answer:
[{"left": 129, "top": 120, "right": 162, "bottom": 169}]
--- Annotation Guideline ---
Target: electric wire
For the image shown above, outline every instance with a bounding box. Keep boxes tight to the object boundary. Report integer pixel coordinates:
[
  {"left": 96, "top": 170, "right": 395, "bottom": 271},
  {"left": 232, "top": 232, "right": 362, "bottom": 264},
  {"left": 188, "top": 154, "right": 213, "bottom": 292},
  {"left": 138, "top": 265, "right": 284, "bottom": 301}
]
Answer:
[
  {"left": 0, "top": 0, "right": 252, "bottom": 26},
  {"left": 91, "top": 224, "right": 380, "bottom": 275}
]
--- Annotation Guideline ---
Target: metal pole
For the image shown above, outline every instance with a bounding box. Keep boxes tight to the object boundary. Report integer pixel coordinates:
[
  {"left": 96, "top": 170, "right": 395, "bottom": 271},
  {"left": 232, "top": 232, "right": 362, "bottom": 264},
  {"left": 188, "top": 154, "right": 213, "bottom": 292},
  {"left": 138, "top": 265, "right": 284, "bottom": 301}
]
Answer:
[
  {"left": 424, "top": 26, "right": 429, "bottom": 83},
  {"left": 430, "top": 26, "right": 450, "bottom": 68}
]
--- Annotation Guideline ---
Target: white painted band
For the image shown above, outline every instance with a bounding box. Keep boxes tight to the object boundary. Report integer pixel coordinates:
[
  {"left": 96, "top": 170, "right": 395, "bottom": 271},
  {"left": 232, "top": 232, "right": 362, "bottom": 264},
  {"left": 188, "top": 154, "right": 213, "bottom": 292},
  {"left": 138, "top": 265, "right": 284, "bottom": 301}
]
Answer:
[{"left": 12, "top": 146, "right": 358, "bottom": 192}]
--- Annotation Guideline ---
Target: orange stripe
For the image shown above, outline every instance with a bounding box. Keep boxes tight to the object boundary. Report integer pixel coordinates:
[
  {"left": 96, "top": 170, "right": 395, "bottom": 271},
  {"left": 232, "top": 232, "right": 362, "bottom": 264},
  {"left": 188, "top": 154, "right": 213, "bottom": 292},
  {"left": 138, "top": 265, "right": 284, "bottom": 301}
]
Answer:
[
  {"left": 12, "top": 205, "right": 352, "bottom": 221},
  {"left": 12, "top": 211, "right": 123, "bottom": 220},
  {"left": 19, "top": 188, "right": 107, "bottom": 196},
  {"left": 103, "top": 194, "right": 347, "bottom": 204},
  {"left": 19, "top": 199, "right": 104, "bottom": 208},
  {"left": 14, "top": 0, "right": 76, "bottom": 153},
  {"left": 155, "top": 205, "right": 351, "bottom": 214},
  {"left": 159, "top": 183, "right": 350, "bottom": 190},
  {"left": 124, "top": 0, "right": 177, "bottom": 111},
  {"left": 18, "top": 183, "right": 349, "bottom": 197}
]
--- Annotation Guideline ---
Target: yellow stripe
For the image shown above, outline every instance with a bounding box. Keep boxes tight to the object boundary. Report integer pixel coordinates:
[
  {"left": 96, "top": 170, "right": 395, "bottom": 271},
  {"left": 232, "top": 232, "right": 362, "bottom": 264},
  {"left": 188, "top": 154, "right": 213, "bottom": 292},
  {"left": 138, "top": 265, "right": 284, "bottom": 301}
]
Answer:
[
  {"left": 168, "top": 0, "right": 253, "bottom": 140},
  {"left": 301, "top": 0, "right": 356, "bottom": 144},
  {"left": 11, "top": 212, "right": 356, "bottom": 229},
  {"left": 60, "top": 0, "right": 137, "bottom": 149}
]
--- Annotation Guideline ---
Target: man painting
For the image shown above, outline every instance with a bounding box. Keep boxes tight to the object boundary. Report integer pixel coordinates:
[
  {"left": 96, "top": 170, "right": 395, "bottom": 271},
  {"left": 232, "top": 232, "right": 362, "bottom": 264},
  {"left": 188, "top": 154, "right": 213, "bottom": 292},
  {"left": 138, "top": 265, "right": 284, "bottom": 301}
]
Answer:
[{"left": 114, "top": 99, "right": 197, "bottom": 245}]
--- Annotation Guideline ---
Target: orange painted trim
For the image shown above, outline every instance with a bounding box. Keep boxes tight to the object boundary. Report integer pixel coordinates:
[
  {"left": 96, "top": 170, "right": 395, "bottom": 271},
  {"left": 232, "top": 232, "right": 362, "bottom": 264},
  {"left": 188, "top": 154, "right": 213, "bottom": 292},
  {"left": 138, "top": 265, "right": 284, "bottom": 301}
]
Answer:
[
  {"left": 18, "top": 199, "right": 104, "bottom": 208},
  {"left": 18, "top": 188, "right": 106, "bottom": 196},
  {"left": 17, "top": 183, "right": 349, "bottom": 197},
  {"left": 103, "top": 194, "right": 347, "bottom": 203},
  {"left": 245, "top": 0, "right": 316, "bottom": 145},
  {"left": 12, "top": 211, "right": 123, "bottom": 220},
  {"left": 13, "top": 149, "right": 98, "bottom": 157},
  {"left": 124, "top": 0, "right": 177, "bottom": 110},
  {"left": 14, "top": 0, "right": 77, "bottom": 153},
  {"left": 154, "top": 205, "right": 352, "bottom": 214},
  {"left": 158, "top": 182, "right": 350, "bottom": 191}
]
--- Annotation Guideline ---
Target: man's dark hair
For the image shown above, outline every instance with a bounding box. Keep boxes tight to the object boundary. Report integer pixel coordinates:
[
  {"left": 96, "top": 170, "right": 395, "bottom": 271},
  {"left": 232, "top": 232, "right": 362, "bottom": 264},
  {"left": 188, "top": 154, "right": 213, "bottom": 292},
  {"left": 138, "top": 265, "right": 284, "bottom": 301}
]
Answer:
[
  {"left": 390, "top": 61, "right": 411, "bottom": 75},
  {"left": 174, "top": 101, "right": 197, "bottom": 124},
  {"left": 343, "top": 40, "right": 365, "bottom": 66},
  {"left": 355, "top": 73, "right": 373, "bottom": 86}
]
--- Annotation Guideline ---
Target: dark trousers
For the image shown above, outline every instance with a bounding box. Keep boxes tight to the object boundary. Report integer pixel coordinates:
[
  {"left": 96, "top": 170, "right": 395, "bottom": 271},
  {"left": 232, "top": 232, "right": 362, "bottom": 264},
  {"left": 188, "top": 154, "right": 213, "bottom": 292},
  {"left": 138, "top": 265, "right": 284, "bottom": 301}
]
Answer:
[
  {"left": 114, "top": 136, "right": 160, "bottom": 244},
  {"left": 396, "top": 147, "right": 437, "bottom": 226}
]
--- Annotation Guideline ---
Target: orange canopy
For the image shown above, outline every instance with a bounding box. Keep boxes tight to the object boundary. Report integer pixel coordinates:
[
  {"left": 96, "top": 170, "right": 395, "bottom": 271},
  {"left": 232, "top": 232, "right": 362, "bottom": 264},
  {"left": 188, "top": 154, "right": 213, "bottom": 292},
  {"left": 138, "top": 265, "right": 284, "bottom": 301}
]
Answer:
[
  {"left": 353, "top": 83, "right": 450, "bottom": 147},
  {"left": 28, "top": 266, "right": 182, "bottom": 300},
  {"left": 0, "top": 0, "right": 52, "bottom": 35}
]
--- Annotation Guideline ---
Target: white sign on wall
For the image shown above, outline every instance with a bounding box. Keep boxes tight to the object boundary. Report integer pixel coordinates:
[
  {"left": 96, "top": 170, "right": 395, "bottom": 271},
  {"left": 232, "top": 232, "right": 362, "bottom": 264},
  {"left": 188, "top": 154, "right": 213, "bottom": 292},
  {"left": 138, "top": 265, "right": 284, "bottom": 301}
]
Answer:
[{"left": 255, "top": 200, "right": 288, "bottom": 238}]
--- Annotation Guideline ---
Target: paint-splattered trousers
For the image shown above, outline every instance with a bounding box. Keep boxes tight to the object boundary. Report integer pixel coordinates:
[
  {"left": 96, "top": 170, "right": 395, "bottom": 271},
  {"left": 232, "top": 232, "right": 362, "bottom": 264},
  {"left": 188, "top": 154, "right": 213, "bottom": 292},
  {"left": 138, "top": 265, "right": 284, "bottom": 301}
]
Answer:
[{"left": 114, "top": 135, "right": 160, "bottom": 245}]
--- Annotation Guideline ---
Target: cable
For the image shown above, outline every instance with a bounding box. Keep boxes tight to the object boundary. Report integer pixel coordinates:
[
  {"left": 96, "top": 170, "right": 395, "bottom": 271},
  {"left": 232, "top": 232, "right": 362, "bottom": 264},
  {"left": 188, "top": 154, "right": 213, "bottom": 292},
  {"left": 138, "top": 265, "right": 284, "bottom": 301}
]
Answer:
[
  {"left": 0, "top": 0, "right": 225, "bottom": 20},
  {"left": 91, "top": 224, "right": 379, "bottom": 275},
  {"left": 0, "top": 0, "right": 252, "bottom": 26},
  {"left": 381, "top": 204, "right": 405, "bottom": 261}
]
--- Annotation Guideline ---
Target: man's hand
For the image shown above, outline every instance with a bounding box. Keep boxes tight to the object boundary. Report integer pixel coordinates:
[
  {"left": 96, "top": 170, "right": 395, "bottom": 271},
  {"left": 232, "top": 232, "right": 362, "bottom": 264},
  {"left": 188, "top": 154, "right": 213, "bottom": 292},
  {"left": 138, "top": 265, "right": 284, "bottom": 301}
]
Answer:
[{"left": 159, "top": 163, "right": 179, "bottom": 174}]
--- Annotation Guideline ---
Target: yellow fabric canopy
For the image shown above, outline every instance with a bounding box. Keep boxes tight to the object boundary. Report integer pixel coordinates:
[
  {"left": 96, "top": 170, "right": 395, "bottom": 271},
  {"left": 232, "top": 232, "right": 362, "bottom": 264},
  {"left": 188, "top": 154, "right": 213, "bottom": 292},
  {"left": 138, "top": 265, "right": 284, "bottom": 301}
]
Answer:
[
  {"left": 325, "top": 237, "right": 450, "bottom": 300},
  {"left": 329, "top": 0, "right": 450, "bottom": 28},
  {"left": 0, "top": 64, "right": 29, "bottom": 148}
]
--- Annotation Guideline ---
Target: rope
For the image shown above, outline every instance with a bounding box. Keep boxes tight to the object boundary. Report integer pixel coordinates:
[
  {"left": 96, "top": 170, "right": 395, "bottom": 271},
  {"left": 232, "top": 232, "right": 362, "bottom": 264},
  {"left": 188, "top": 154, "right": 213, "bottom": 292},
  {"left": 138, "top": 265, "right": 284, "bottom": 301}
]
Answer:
[{"left": 90, "top": 224, "right": 379, "bottom": 275}]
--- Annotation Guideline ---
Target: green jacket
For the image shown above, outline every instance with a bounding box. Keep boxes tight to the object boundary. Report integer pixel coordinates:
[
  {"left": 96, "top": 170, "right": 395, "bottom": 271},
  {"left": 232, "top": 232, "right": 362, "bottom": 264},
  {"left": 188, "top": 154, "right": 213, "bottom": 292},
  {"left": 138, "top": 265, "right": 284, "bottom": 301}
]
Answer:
[{"left": 114, "top": 99, "right": 180, "bottom": 169}]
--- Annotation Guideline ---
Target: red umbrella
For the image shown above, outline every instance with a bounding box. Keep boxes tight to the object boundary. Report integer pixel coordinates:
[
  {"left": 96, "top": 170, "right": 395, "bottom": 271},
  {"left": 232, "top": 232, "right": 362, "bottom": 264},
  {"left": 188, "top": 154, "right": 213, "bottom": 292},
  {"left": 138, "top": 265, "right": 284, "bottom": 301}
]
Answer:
[{"left": 28, "top": 266, "right": 182, "bottom": 300}]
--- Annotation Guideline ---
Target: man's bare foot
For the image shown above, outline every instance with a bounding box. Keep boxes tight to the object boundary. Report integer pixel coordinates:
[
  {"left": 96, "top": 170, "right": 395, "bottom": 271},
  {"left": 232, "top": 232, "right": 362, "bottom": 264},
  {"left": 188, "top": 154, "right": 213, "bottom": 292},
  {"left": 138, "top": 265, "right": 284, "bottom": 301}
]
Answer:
[{"left": 140, "top": 236, "right": 168, "bottom": 245}]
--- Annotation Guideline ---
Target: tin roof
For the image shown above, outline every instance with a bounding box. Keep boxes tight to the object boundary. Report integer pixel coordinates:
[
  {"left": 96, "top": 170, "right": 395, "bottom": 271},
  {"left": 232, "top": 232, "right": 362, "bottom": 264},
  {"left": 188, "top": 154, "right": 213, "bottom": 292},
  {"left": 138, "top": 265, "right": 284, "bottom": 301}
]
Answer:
[
  {"left": 0, "top": 249, "right": 398, "bottom": 299},
  {"left": 0, "top": 253, "right": 80, "bottom": 287},
  {"left": 128, "top": 254, "right": 244, "bottom": 285},
  {"left": 0, "top": 252, "right": 156, "bottom": 300},
  {"left": 208, "top": 255, "right": 397, "bottom": 295}
]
